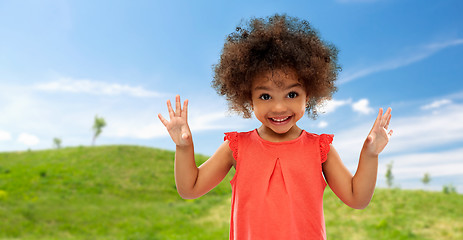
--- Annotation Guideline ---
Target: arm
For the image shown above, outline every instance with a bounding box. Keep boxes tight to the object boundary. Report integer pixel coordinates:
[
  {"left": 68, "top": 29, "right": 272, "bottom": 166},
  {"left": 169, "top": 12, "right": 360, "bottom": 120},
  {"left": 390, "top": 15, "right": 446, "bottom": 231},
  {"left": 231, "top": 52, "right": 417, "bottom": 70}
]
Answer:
[
  {"left": 322, "top": 108, "right": 392, "bottom": 209},
  {"left": 158, "top": 95, "right": 234, "bottom": 199}
]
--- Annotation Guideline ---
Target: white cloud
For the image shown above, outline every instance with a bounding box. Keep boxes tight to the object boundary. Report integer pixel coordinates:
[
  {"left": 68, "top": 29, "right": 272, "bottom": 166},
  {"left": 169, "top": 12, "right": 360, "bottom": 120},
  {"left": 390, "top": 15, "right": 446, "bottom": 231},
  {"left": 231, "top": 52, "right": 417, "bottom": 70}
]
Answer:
[
  {"left": 330, "top": 100, "right": 463, "bottom": 193},
  {"left": 317, "top": 98, "right": 374, "bottom": 115},
  {"left": 386, "top": 106, "right": 463, "bottom": 153},
  {"left": 352, "top": 99, "right": 374, "bottom": 115},
  {"left": 334, "top": 102, "right": 463, "bottom": 166},
  {"left": 421, "top": 99, "right": 452, "bottom": 110},
  {"left": 425, "top": 39, "right": 463, "bottom": 51},
  {"left": 0, "top": 79, "right": 242, "bottom": 151},
  {"left": 189, "top": 112, "right": 237, "bottom": 132},
  {"left": 106, "top": 110, "right": 243, "bottom": 140},
  {"left": 17, "top": 133, "right": 40, "bottom": 146},
  {"left": 110, "top": 122, "right": 169, "bottom": 139},
  {"left": 0, "top": 130, "right": 12, "bottom": 141},
  {"left": 377, "top": 149, "right": 463, "bottom": 192},
  {"left": 318, "top": 121, "right": 329, "bottom": 128},
  {"left": 383, "top": 147, "right": 463, "bottom": 171},
  {"left": 35, "top": 77, "right": 163, "bottom": 97},
  {"left": 339, "top": 38, "right": 463, "bottom": 84},
  {"left": 316, "top": 98, "right": 352, "bottom": 114},
  {"left": 378, "top": 147, "right": 463, "bottom": 192}
]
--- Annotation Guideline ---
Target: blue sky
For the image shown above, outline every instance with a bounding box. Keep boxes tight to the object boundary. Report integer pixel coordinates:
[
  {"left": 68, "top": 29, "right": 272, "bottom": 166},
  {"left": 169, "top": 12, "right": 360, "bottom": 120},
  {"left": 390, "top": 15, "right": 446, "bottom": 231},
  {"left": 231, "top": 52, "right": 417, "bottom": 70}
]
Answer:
[{"left": 1, "top": 0, "right": 463, "bottom": 192}]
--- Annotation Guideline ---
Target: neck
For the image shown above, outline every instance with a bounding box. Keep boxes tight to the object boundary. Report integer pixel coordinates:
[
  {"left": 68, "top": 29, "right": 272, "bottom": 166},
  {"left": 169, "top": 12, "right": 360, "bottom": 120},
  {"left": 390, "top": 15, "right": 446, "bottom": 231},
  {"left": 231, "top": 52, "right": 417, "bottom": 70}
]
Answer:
[{"left": 257, "top": 125, "right": 303, "bottom": 142}]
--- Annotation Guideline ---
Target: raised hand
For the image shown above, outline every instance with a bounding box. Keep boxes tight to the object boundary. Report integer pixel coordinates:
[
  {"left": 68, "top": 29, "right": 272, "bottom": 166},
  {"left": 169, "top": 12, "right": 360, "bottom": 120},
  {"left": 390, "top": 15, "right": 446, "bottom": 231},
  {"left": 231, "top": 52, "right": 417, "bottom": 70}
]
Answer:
[
  {"left": 364, "top": 108, "right": 393, "bottom": 157},
  {"left": 158, "top": 95, "right": 192, "bottom": 147}
]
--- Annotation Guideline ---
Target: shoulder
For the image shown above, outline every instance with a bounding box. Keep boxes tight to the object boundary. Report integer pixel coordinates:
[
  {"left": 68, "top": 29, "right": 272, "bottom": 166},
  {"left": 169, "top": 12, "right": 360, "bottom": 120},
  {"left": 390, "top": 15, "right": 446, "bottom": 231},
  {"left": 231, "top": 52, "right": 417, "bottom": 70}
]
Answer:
[
  {"left": 301, "top": 131, "right": 334, "bottom": 162},
  {"left": 224, "top": 130, "right": 255, "bottom": 141},
  {"left": 302, "top": 131, "right": 334, "bottom": 141},
  {"left": 224, "top": 130, "right": 255, "bottom": 161}
]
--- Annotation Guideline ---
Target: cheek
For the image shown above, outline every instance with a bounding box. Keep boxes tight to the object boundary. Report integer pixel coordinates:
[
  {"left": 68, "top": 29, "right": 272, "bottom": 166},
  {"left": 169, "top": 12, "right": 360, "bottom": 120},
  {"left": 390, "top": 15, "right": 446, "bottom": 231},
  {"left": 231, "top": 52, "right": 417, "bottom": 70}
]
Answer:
[
  {"left": 297, "top": 99, "right": 307, "bottom": 110},
  {"left": 298, "top": 106, "right": 306, "bottom": 117},
  {"left": 296, "top": 100, "right": 307, "bottom": 116},
  {"left": 252, "top": 104, "right": 265, "bottom": 116}
]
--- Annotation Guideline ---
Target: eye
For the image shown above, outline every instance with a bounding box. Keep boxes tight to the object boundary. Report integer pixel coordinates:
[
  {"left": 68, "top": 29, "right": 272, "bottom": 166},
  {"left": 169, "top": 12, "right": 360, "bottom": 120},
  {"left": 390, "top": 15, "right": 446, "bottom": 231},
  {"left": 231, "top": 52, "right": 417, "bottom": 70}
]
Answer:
[
  {"left": 287, "top": 91, "right": 298, "bottom": 98},
  {"left": 259, "top": 94, "right": 271, "bottom": 100}
]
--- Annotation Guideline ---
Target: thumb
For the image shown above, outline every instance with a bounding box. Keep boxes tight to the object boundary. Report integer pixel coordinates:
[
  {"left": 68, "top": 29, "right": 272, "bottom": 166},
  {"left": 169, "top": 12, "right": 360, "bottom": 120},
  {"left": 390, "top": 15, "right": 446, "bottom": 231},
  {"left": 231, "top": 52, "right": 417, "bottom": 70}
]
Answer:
[
  {"left": 366, "top": 134, "right": 374, "bottom": 144},
  {"left": 181, "top": 132, "right": 189, "bottom": 140}
]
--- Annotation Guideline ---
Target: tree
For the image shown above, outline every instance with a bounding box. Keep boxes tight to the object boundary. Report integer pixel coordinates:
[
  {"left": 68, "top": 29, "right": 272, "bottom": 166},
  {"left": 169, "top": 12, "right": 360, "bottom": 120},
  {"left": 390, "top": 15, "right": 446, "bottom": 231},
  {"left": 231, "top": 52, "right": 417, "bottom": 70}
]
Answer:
[
  {"left": 385, "top": 161, "right": 394, "bottom": 188},
  {"left": 53, "top": 137, "right": 62, "bottom": 149},
  {"left": 92, "top": 115, "right": 106, "bottom": 146},
  {"left": 421, "top": 172, "right": 431, "bottom": 186},
  {"left": 443, "top": 184, "right": 457, "bottom": 194}
]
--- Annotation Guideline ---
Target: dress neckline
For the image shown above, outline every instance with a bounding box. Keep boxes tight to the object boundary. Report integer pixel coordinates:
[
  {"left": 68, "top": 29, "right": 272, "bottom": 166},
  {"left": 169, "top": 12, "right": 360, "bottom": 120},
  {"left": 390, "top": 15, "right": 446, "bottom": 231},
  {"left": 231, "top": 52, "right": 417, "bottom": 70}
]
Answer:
[{"left": 252, "top": 128, "right": 307, "bottom": 145}]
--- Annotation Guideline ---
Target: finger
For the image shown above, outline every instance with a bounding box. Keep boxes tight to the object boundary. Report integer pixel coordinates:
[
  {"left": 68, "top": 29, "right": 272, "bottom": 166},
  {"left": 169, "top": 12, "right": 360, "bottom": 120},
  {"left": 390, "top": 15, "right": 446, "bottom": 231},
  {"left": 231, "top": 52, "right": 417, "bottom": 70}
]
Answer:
[
  {"left": 183, "top": 99, "right": 189, "bottom": 121},
  {"left": 158, "top": 113, "right": 168, "bottom": 126},
  {"left": 175, "top": 95, "right": 181, "bottom": 117},
  {"left": 372, "top": 108, "right": 383, "bottom": 130},
  {"left": 384, "top": 113, "right": 391, "bottom": 130},
  {"left": 382, "top": 107, "right": 392, "bottom": 125},
  {"left": 167, "top": 100, "right": 174, "bottom": 118},
  {"left": 384, "top": 108, "right": 392, "bottom": 129},
  {"left": 388, "top": 129, "right": 393, "bottom": 137}
]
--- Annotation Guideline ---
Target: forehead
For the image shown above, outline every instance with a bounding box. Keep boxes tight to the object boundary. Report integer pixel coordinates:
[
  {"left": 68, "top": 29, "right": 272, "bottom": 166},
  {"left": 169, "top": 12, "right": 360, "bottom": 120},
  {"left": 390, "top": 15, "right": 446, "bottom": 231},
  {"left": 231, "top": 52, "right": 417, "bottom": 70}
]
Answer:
[{"left": 251, "top": 68, "right": 301, "bottom": 89}]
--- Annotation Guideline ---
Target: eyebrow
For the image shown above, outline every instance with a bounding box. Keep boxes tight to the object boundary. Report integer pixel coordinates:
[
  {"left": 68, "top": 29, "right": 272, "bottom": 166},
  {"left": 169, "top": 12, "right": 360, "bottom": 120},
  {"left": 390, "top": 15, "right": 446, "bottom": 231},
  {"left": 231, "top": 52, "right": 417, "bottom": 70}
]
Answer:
[{"left": 254, "top": 83, "right": 303, "bottom": 91}]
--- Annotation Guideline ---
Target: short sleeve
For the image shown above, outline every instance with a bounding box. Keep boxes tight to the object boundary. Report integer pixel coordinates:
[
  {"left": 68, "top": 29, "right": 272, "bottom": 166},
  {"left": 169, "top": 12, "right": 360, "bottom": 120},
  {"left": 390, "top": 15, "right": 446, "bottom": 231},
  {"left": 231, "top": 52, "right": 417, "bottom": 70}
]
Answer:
[
  {"left": 319, "top": 134, "right": 334, "bottom": 163},
  {"left": 224, "top": 132, "right": 238, "bottom": 160}
]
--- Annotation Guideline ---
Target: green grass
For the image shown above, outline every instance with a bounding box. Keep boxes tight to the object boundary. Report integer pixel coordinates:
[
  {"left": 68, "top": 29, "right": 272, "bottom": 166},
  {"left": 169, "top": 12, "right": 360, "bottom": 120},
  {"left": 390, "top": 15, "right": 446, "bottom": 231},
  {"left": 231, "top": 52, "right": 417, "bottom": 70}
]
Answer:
[{"left": 0, "top": 146, "right": 462, "bottom": 239}]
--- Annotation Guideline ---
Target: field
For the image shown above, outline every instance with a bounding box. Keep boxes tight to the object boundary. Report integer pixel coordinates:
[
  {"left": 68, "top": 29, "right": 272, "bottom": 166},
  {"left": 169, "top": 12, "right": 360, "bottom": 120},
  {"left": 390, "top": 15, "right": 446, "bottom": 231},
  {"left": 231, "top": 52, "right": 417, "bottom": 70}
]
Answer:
[{"left": 0, "top": 146, "right": 462, "bottom": 239}]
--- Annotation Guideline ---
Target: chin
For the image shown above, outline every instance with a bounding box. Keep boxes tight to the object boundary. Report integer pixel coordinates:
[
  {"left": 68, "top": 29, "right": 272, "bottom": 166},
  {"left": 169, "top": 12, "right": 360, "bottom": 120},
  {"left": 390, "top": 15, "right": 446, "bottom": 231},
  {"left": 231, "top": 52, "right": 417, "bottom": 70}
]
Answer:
[{"left": 267, "top": 125, "right": 295, "bottom": 135}]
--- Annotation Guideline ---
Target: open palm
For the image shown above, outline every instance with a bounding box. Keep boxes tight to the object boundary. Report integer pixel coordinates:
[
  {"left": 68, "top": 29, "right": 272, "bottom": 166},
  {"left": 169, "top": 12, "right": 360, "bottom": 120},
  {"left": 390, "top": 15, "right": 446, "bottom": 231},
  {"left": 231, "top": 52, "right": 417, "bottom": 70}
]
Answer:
[
  {"left": 365, "top": 108, "right": 393, "bottom": 156},
  {"left": 158, "top": 95, "right": 192, "bottom": 147}
]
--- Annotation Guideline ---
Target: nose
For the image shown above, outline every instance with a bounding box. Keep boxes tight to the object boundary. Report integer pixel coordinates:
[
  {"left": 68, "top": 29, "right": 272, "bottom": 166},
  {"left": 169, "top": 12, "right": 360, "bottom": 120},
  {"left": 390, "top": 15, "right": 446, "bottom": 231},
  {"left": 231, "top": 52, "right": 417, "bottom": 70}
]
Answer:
[{"left": 271, "top": 100, "right": 288, "bottom": 113}]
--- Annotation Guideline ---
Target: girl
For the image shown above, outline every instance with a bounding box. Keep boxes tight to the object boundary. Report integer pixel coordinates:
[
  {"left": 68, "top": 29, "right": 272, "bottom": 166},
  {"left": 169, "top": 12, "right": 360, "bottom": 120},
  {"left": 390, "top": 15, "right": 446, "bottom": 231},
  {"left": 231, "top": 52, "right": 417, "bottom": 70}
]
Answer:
[{"left": 158, "top": 14, "right": 392, "bottom": 240}]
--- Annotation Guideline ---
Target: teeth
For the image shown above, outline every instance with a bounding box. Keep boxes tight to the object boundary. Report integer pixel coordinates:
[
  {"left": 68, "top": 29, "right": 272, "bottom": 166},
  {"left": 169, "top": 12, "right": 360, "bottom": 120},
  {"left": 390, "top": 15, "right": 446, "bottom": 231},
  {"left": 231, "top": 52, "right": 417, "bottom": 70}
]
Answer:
[{"left": 271, "top": 116, "right": 289, "bottom": 122}]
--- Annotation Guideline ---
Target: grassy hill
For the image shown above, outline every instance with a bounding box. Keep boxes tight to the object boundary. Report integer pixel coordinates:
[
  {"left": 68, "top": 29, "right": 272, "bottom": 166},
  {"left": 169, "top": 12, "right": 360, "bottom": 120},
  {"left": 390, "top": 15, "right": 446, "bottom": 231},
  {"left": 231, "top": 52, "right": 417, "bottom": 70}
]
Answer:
[{"left": 0, "top": 146, "right": 462, "bottom": 240}]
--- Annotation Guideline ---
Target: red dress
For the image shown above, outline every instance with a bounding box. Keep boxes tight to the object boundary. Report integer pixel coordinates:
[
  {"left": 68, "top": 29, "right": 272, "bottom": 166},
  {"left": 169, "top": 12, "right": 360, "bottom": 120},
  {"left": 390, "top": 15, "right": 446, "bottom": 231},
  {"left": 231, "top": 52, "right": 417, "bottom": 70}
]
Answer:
[{"left": 224, "top": 129, "right": 333, "bottom": 240}]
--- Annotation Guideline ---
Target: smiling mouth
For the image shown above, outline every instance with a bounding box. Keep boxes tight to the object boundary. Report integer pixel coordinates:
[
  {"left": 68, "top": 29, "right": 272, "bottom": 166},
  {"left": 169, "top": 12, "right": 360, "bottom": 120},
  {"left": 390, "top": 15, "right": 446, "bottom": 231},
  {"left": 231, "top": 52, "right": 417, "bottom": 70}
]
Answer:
[{"left": 269, "top": 116, "right": 292, "bottom": 124}]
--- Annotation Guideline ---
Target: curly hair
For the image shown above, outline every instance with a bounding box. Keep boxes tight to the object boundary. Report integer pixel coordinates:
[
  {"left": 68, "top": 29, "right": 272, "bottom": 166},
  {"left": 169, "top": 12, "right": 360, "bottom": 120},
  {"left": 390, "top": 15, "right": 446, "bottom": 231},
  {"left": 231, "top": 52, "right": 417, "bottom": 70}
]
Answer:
[{"left": 212, "top": 14, "right": 341, "bottom": 119}]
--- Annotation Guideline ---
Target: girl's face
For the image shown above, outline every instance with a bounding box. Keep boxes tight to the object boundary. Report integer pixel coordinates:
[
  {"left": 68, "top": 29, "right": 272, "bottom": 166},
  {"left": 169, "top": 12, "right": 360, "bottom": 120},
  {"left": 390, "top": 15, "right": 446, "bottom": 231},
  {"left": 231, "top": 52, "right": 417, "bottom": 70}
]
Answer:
[{"left": 251, "top": 68, "right": 308, "bottom": 141}]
